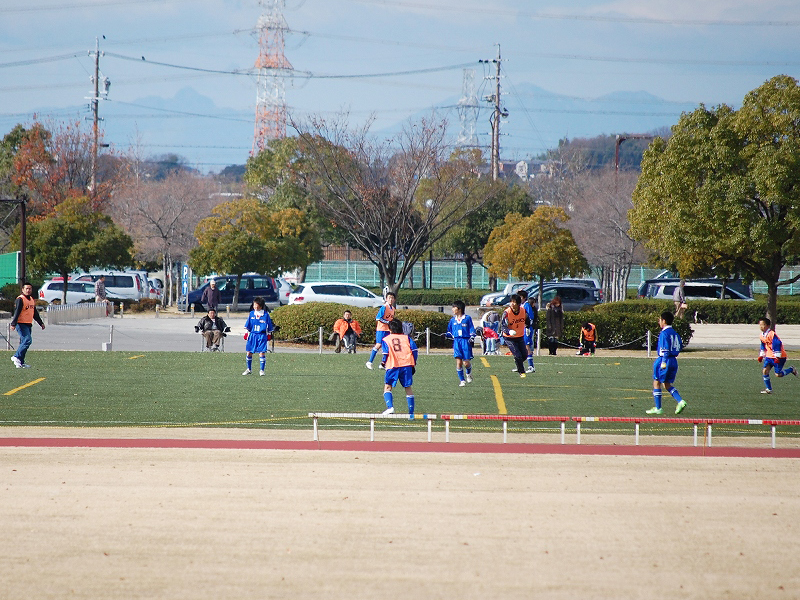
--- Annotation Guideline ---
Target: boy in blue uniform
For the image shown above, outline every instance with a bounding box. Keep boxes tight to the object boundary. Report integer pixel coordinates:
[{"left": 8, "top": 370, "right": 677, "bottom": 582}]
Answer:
[
  {"left": 647, "top": 311, "right": 687, "bottom": 415},
  {"left": 758, "top": 317, "right": 797, "bottom": 394},
  {"left": 381, "top": 319, "right": 418, "bottom": 418},
  {"left": 242, "top": 296, "right": 274, "bottom": 376},
  {"left": 446, "top": 300, "right": 476, "bottom": 387},
  {"left": 518, "top": 289, "right": 537, "bottom": 373},
  {"left": 367, "top": 291, "right": 396, "bottom": 369}
]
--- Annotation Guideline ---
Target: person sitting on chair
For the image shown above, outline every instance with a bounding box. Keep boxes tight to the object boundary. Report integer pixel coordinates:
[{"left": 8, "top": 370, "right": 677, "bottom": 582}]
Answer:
[
  {"left": 331, "top": 309, "right": 363, "bottom": 353},
  {"left": 195, "top": 308, "right": 230, "bottom": 351}
]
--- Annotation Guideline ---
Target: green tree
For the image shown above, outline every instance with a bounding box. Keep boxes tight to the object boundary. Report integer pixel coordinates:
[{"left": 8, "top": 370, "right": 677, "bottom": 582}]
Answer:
[
  {"left": 431, "top": 182, "right": 530, "bottom": 289},
  {"left": 26, "top": 196, "right": 133, "bottom": 303},
  {"left": 629, "top": 75, "right": 800, "bottom": 324},
  {"left": 189, "top": 198, "right": 322, "bottom": 309},
  {"left": 483, "top": 206, "right": 589, "bottom": 306}
]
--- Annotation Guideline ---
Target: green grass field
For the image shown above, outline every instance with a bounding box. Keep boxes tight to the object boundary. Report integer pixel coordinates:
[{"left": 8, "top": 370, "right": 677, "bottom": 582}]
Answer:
[{"left": 2, "top": 350, "right": 799, "bottom": 439}]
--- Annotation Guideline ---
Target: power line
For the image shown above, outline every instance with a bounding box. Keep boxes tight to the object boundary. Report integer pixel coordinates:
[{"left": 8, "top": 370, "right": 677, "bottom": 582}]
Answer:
[
  {"left": 351, "top": 0, "right": 800, "bottom": 27},
  {"left": 0, "top": 0, "right": 192, "bottom": 13}
]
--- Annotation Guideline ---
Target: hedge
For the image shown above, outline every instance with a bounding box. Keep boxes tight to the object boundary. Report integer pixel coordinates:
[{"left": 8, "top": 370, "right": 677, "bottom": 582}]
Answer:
[
  {"left": 368, "top": 288, "right": 488, "bottom": 307},
  {"left": 592, "top": 299, "right": 800, "bottom": 324},
  {"left": 270, "top": 303, "right": 454, "bottom": 348}
]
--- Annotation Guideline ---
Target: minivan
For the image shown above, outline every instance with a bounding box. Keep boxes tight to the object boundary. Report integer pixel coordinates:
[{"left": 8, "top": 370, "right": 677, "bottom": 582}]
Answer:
[
  {"left": 74, "top": 271, "right": 144, "bottom": 301},
  {"left": 187, "top": 274, "right": 280, "bottom": 310}
]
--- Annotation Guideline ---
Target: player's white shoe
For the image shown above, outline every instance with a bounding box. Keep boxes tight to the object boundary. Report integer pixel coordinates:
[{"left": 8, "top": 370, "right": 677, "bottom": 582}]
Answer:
[
  {"left": 525, "top": 365, "right": 535, "bottom": 373},
  {"left": 459, "top": 380, "right": 466, "bottom": 387},
  {"left": 465, "top": 374, "right": 473, "bottom": 383},
  {"left": 21, "top": 363, "right": 31, "bottom": 368},
  {"left": 761, "top": 389, "right": 772, "bottom": 394},
  {"left": 242, "top": 369, "right": 251, "bottom": 375},
  {"left": 365, "top": 362, "right": 373, "bottom": 370},
  {"left": 381, "top": 406, "right": 395, "bottom": 415},
  {"left": 259, "top": 370, "right": 265, "bottom": 376},
  {"left": 11, "top": 356, "right": 22, "bottom": 368}
]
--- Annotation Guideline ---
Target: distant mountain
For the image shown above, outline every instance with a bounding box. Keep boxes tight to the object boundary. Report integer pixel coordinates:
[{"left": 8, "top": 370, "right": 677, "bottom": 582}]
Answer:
[{"left": 26, "top": 84, "right": 700, "bottom": 172}]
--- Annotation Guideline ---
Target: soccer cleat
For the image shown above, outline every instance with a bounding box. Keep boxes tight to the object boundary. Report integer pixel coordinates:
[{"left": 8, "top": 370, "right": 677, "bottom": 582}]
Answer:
[
  {"left": 761, "top": 389, "right": 772, "bottom": 394},
  {"left": 675, "top": 400, "right": 687, "bottom": 415},
  {"left": 792, "top": 368, "right": 798, "bottom": 377},
  {"left": 511, "top": 367, "right": 519, "bottom": 372},
  {"left": 11, "top": 356, "right": 22, "bottom": 368},
  {"left": 646, "top": 407, "right": 664, "bottom": 415},
  {"left": 520, "top": 373, "right": 526, "bottom": 379},
  {"left": 259, "top": 370, "right": 265, "bottom": 376},
  {"left": 242, "top": 369, "right": 251, "bottom": 375},
  {"left": 459, "top": 381, "right": 466, "bottom": 387},
  {"left": 21, "top": 363, "right": 31, "bottom": 368},
  {"left": 465, "top": 374, "right": 473, "bottom": 383},
  {"left": 525, "top": 366, "right": 535, "bottom": 373},
  {"left": 381, "top": 406, "right": 395, "bottom": 415},
  {"left": 379, "top": 363, "right": 386, "bottom": 370},
  {"left": 365, "top": 361, "right": 373, "bottom": 370}
]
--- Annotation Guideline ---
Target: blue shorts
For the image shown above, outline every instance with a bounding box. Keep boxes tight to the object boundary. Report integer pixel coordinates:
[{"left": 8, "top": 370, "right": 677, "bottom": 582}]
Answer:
[
  {"left": 764, "top": 357, "right": 787, "bottom": 373},
  {"left": 653, "top": 356, "right": 678, "bottom": 383},
  {"left": 246, "top": 332, "right": 269, "bottom": 353},
  {"left": 385, "top": 365, "right": 414, "bottom": 388},
  {"left": 523, "top": 329, "right": 535, "bottom": 349},
  {"left": 376, "top": 330, "right": 390, "bottom": 345},
  {"left": 453, "top": 338, "right": 473, "bottom": 360}
]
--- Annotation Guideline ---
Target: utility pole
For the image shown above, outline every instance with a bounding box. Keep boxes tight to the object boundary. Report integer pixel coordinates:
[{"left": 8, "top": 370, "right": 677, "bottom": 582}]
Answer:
[
  {"left": 480, "top": 45, "right": 507, "bottom": 180},
  {"left": 87, "top": 37, "right": 110, "bottom": 193}
]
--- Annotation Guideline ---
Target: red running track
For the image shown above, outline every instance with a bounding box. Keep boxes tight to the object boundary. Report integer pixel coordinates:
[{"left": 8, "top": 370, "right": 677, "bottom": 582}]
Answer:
[{"left": 1, "top": 437, "right": 799, "bottom": 458}]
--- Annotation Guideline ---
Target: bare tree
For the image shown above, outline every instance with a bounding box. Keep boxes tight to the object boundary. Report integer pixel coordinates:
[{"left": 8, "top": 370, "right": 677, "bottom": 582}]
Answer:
[
  {"left": 291, "top": 115, "right": 501, "bottom": 291},
  {"left": 565, "top": 168, "right": 645, "bottom": 301},
  {"left": 110, "top": 164, "right": 217, "bottom": 306}
]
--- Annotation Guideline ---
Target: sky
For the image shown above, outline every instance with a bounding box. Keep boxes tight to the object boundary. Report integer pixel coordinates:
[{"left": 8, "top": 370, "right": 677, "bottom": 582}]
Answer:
[{"left": 1, "top": 0, "right": 799, "bottom": 172}]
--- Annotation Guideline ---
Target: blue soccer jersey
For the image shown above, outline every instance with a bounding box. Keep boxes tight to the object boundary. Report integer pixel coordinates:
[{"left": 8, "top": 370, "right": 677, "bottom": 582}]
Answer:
[
  {"left": 244, "top": 310, "right": 274, "bottom": 353},
  {"left": 653, "top": 325, "right": 682, "bottom": 383},
  {"left": 448, "top": 314, "right": 475, "bottom": 360}
]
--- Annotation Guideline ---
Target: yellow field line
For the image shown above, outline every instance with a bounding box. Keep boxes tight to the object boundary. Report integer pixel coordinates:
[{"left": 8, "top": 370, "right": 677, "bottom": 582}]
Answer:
[
  {"left": 128, "top": 355, "right": 145, "bottom": 360},
  {"left": 490, "top": 375, "right": 507, "bottom": 415},
  {"left": 480, "top": 357, "right": 490, "bottom": 367},
  {"left": 4, "top": 378, "right": 46, "bottom": 396}
]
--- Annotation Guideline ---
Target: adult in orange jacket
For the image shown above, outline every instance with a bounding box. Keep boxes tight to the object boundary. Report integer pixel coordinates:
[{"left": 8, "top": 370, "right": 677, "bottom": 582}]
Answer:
[{"left": 332, "top": 310, "right": 363, "bottom": 353}]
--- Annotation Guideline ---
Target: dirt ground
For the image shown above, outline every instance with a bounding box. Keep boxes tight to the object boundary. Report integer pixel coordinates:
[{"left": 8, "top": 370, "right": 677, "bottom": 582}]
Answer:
[{"left": 1, "top": 427, "right": 799, "bottom": 600}]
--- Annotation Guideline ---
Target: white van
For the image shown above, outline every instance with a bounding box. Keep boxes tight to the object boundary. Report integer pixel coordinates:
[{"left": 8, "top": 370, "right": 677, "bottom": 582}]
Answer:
[
  {"left": 74, "top": 271, "right": 144, "bottom": 301},
  {"left": 648, "top": 282, "right": 754, "bottom": 301}
]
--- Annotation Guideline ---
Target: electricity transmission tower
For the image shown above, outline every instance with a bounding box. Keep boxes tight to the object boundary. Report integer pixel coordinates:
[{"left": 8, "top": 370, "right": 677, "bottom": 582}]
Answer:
[
  {"left": 252, "top": 0, "right": 292, "bottom": 154},
  {"left": 456, "top": 68, "right": 479, "bottom": 148}
]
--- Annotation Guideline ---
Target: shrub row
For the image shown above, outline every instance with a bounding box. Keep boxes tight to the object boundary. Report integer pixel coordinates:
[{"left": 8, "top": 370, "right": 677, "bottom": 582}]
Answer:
[
  {"left": 592, "top": 299, "right": 800, "bottom": 324},
  {"left": 368, "top": 288, "right": 488, "bottom": 307},
  {"left": 271, "top": 303, "right": 454, "bottom": 348}
]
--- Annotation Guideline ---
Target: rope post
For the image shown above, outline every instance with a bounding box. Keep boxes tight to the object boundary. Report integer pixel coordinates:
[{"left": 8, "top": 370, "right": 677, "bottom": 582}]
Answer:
[
  {"left": 693, "top": 423, "right": 698, "bottom": 446},
  {"left": 635, "top": 422, "right": 640, "bottom": 445},
  {"left": 119, "top": 302, "right": 124, "bottom": 319},
  {"left": 445, "top": 418, "right": 450, "bottom": 442},
  {"left": 647, "top": 329, "right": 651, "bottom": 358},
  {"left": 427, "top": 418, "right": 432, "bottom": 442},
  {"left": 503, "top": 420, "right": 508, "bottom": 443},
  {"left": 576, "top": 421, "right": 581, "bottom": 444},
  {"left": 536, "top": 328, "right": 541, "bottom": 356},
  {"left": 370, "top": 417, "right": 375, "bottom": 441},
  {"left": 426, "top": 327, "right": 430, "bottom": 355},
  {"left": 560, "top": 421, "right": 565, "bottom": 444},
  {"left": 707, "top": 423, "right": 713, "bottom": 447},
  {"left": 319, "top": 327, "right": 323, "bottom": 354},
  {"left": 155, "top": 304, "right": 160, "bottom": 318},
  {"left": 772, "top": 424, "right": 776, "bottom": 449},
  {"left": 313, "top": 416, "right": 318, "bottom": 441}
]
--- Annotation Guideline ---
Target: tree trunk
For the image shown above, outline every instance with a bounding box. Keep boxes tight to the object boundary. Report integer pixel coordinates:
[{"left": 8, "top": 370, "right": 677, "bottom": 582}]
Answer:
[
  {"left": 465, "top": 257, "right": 474, "bottom": 289},
  {"left": 766, "top": 280, "right": 778, "bottom": 328}
]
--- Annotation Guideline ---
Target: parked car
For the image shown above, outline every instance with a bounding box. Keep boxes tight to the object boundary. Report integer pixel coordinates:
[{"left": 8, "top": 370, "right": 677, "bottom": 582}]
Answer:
[
  {"left": 187, "top": 274, "right": 280, "bottom": 310},
  {"left": 74, "top": 271, "right": 145, "bottom": 301},
  {"left": 480, "top": 281, "right": 534, "bottom": 307},
  {"left": 289, "top": 282, "right": 384, "bottom": 308},
  {"left": 274, "top": 277, "right": 295, "bottom": 306},
  {"left": 638, "top": 277, "right": 752, "bottom": 299},
  {"left": 488, "top": 279, "right": 602, "bottom": 311},
  {"left": 39, "top": 280, "right": 97, "bottom": 304},
  {"left": 647, "top": 281, "right": 754, "bottom": 301}
]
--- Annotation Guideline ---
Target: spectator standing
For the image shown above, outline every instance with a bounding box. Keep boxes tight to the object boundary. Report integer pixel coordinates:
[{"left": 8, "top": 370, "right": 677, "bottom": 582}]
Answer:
[
  {"left": 201, "top": 279, "right": 221, "bottom": 312},
  {"left": 10, "top": 282, "right": 45, "bottom": 369},
  {"left": 673, "top": 280, "right": 687, "bottom": 319},
  {"left": 545, "top": 296, "right": 564, "bottom": 355},
  {"left": 94, "top": 274, "right": 111, "bottom": 316}
]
